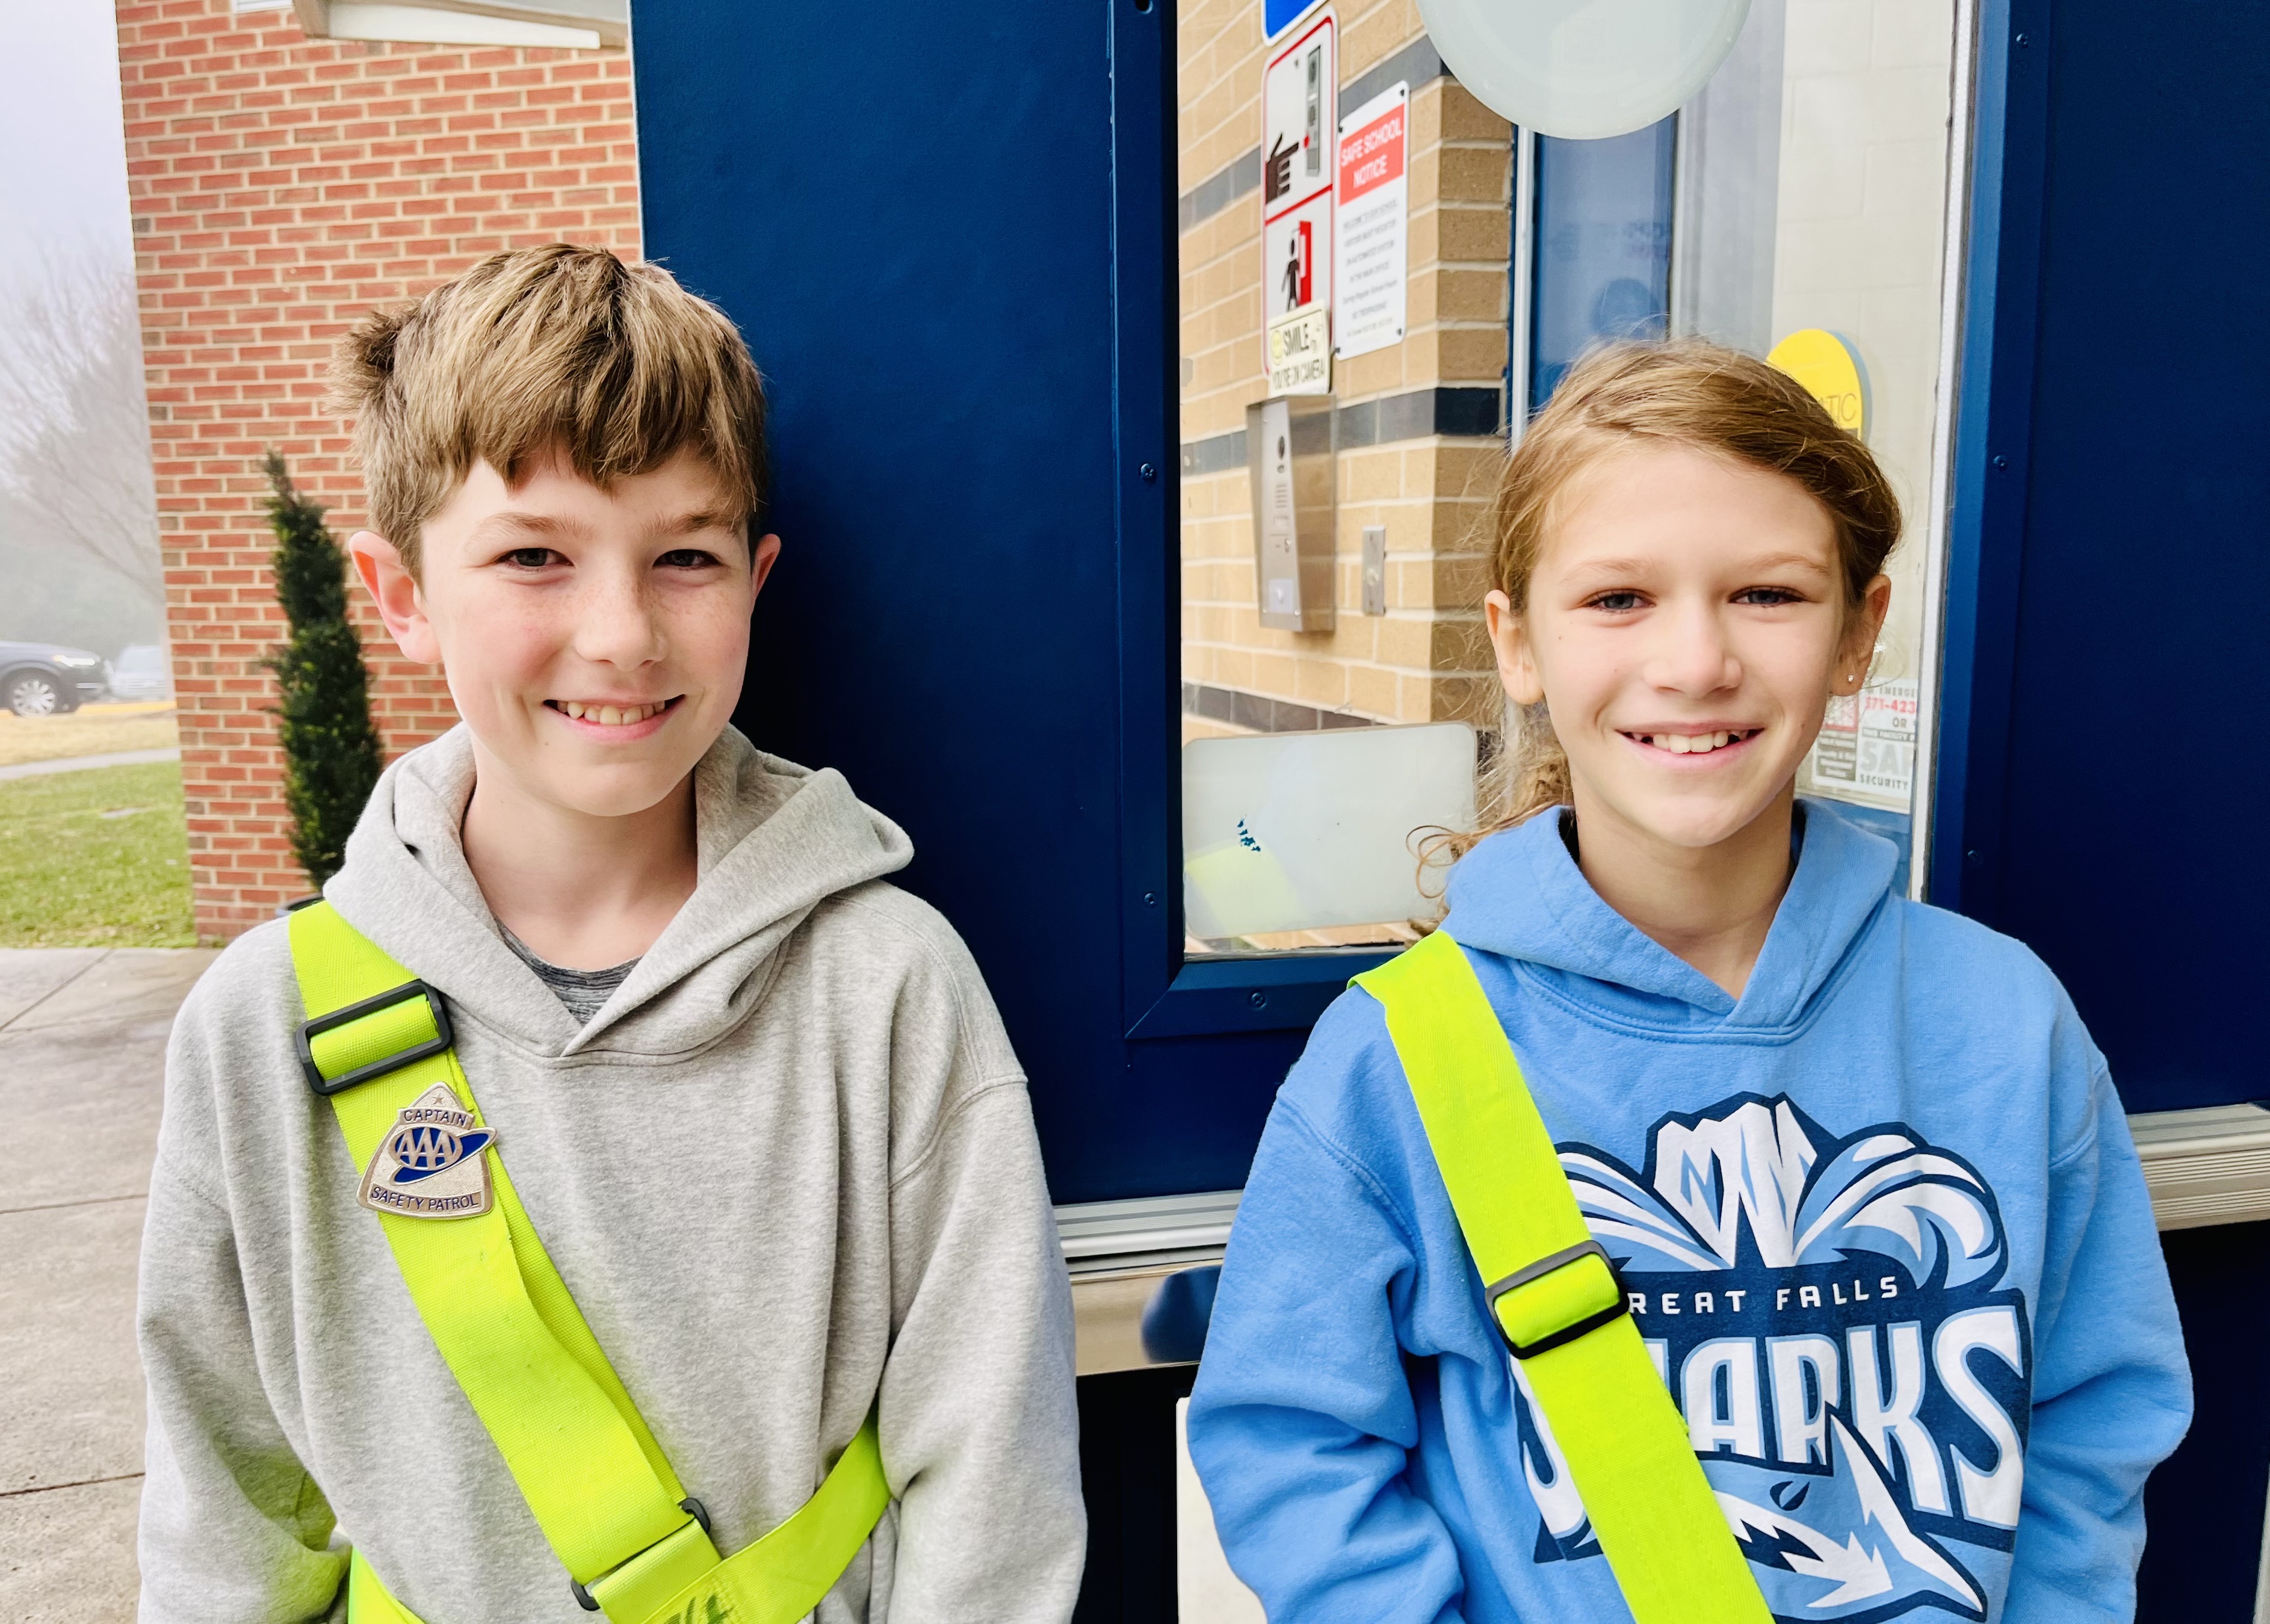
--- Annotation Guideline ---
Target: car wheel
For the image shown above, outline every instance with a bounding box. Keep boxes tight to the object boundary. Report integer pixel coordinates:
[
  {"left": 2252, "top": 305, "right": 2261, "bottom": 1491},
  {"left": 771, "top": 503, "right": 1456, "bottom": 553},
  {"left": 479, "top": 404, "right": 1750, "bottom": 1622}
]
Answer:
[{"left": 5, "top": 672, "right": 63, "bottom": 717}]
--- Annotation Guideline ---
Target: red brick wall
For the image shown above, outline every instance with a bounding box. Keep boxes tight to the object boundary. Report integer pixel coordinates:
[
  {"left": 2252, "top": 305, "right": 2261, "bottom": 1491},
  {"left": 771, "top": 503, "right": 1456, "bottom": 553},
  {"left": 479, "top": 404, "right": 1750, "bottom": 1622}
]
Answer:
[{"left": 116, "top": 0, "right": 640, "bottom": 939}]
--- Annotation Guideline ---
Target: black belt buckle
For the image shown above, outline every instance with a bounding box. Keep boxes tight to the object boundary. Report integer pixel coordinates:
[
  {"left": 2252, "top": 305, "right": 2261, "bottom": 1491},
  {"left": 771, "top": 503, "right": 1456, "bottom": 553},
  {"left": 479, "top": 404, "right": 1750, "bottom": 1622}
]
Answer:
[
  {"left": 296, "top": 980, "right": 454, "bottom": 1096},
  {"left": 1484, "top": 1239, "right": 1630, "bottom": 1360}
]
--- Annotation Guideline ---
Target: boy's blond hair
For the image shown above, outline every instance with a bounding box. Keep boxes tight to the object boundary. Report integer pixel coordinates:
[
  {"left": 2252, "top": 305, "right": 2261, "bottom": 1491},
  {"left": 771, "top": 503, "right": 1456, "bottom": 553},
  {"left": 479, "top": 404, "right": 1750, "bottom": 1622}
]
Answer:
[{"left": 332, "top": 244, "right": 764, "bottom": 575}]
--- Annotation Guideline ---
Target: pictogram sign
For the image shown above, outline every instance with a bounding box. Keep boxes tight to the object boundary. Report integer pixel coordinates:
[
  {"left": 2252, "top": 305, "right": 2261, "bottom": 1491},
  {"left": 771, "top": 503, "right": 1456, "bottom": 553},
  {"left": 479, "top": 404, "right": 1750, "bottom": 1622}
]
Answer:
[{"left": 1262, "top": 11, "right": 1335, "bottom": 395}]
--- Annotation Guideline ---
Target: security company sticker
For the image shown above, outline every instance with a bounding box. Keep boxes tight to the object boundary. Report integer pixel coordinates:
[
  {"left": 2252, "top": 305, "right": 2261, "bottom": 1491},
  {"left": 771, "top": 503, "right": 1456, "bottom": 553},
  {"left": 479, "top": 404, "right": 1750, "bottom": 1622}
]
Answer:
[{"left": 357, "top": 1083, "right": 496, "bottom": 1220}]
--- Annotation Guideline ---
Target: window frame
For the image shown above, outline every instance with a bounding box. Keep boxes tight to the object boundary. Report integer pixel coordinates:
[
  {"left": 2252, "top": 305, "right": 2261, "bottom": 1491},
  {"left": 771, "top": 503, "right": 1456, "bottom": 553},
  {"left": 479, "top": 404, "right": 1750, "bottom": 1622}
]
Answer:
[{"left": 1119, "top": 0, "right": 1401, "bottom": 1045}]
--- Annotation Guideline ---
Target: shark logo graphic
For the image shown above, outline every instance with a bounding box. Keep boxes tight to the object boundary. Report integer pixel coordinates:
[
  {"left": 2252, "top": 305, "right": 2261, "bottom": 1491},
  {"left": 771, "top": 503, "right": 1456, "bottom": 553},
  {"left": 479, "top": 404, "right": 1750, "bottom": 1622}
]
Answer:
[
  {"left": 1513, "top": 1096, "right": 2029, "bottom": 1623},
  {"left": 1714, "top": 1416, "right": 1993, "bottom": 1617}
]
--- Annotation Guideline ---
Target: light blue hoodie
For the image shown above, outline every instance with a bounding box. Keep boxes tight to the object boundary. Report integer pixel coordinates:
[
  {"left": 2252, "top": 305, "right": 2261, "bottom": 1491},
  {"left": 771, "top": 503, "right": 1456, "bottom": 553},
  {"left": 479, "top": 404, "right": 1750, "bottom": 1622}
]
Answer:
[{"left": 1187, "top": 801, "right": 2190, "bottom": 1624}]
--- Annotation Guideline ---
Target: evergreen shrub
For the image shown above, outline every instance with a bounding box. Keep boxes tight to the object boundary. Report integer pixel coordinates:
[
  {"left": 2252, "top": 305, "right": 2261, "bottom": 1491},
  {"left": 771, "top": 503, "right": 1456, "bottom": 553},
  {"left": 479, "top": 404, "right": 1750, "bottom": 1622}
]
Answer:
[{"left": 262, "top": 451, "right": 383, "bottom": 887}]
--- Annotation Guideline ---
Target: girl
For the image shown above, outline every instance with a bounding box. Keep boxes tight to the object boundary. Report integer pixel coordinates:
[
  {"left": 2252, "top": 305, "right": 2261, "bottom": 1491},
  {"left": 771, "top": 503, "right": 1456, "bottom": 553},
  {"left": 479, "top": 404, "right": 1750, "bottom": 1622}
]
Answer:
[{"left": 1187, "top": 341, "right": 2189, "bottom": 1623}]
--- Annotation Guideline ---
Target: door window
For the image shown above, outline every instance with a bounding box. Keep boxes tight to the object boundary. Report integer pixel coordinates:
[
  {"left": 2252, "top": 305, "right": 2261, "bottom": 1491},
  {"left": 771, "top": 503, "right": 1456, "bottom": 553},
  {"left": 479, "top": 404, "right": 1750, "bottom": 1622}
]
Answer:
[{"left": 1174, "top": 0, "right": 1970, "bottom": 955}]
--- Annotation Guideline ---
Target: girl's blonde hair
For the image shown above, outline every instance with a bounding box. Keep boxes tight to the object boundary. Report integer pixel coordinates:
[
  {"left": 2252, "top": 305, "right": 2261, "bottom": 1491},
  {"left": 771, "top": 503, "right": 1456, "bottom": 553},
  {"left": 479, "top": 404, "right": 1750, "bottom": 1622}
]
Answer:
[{"left": 1460, "top": 339, "right": 1902, "bottom": 853}]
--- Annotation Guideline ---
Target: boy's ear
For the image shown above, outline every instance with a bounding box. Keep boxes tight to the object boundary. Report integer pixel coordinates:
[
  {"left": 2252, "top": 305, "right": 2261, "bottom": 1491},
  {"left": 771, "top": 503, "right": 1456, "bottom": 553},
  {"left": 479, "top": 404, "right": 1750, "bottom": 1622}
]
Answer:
[
  {"left": 347, "top": 531, "right": 441, "bottom": 664},
  {"left": 1485, "top": 589, "right": 1545, "bottom": 707},
  {"left": 749, "top": 532, "right": 783, "bottom": 601}
]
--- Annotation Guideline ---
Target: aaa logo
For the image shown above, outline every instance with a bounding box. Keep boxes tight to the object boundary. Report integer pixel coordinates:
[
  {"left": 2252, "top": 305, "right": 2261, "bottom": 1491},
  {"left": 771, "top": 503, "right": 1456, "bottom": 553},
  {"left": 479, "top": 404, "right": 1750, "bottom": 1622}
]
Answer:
[{"left": 382, "top": 1122, "right": 487, "bottom": 1181}]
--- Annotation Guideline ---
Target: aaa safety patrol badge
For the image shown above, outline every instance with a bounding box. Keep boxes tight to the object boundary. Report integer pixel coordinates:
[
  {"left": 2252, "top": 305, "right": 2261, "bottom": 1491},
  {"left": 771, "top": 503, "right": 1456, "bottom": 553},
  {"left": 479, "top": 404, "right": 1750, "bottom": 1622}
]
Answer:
[{"left": 357, "top": 1084, "right": 496, "bottom": 1220}]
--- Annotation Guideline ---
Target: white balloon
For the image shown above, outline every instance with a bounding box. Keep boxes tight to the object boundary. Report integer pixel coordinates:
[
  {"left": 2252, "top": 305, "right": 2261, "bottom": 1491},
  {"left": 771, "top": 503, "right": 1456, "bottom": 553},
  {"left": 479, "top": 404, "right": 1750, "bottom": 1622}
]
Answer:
[{"left": 1417, "top": 0, "right": 1753, "bottom": 140}]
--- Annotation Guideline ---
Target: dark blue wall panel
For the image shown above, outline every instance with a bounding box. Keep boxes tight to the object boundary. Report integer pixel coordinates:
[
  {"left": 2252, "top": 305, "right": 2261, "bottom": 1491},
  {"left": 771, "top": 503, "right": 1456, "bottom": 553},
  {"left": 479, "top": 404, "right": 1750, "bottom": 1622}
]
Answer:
[
  {"left": 1934, "top": 6, "right": 2270, "bottom": 1605},
  {"left": 2000, "top": 0, "right": 2270, "bottom": 1111},
  {"left": 632, "top": 2, "right": 1312, "bottom": 1201},
  {"left": 2138, "top": 1221, "right": 2270, "bottom": 1620},
  {"left": 1937, "top": 0, "right": 2270, "bottom": 1114}
]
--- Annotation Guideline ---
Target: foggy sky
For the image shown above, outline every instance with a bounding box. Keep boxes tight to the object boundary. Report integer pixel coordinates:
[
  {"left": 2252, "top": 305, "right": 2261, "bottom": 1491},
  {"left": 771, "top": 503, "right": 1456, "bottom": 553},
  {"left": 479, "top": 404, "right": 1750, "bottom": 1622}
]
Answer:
[
  {"left": 0, "top": 0, "right": 135, "bottom": 286},
  {"left": 0, "top": 0, "right": 158, "bottom": 657}
]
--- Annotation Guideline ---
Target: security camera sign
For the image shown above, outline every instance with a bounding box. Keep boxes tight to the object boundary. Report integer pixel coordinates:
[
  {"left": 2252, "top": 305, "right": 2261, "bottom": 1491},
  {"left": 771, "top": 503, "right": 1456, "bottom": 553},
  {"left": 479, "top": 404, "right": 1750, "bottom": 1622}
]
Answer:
[
  {"left": 1809, "top": 678, "right": 1918, "bottom": 809},
  {"left": 1264, "top": 201, "right": 1333, "bottom": 393},
  {"left": 1262, "top": 11, "right": 1334, "bottom": 395}
]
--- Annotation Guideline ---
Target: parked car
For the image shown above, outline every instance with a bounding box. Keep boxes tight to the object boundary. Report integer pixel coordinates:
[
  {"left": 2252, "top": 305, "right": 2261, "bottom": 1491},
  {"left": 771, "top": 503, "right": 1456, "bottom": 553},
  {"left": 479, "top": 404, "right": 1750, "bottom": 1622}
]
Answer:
[
  {"left": 108, "top": 644, "right": 175, "bottom": 703},
  {"left": 0, "top": 641, "right": 110, "bottom": 717}
]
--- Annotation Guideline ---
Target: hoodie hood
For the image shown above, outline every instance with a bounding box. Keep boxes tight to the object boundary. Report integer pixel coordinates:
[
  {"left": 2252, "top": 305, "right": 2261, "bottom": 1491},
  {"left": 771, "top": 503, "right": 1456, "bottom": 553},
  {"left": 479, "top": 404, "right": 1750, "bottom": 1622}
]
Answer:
[
  {"left": 324, "top": 724, "right": 913, "bottom": 1057},
  {"left": 1438, "top": 797, "right": 1898, "bottom": 1036}
]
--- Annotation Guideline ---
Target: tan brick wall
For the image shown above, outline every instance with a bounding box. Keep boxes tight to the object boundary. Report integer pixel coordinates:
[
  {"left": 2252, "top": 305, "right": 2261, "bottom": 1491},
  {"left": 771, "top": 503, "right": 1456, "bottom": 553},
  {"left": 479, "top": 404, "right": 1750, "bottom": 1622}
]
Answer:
[
  {"left": 1178, "top": 4, "right": 1509, "bottom": 742},
  {"left": 116, "top": 0, "right": 640, "bottom": 939}
]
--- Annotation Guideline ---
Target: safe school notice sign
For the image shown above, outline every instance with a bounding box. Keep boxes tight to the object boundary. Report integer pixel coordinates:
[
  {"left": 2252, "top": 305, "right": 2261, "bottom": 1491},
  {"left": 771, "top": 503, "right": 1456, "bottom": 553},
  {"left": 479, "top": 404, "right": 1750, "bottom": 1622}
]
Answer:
[{"left": 1334, "top": 82, "right": 1406, "bottom": 360}]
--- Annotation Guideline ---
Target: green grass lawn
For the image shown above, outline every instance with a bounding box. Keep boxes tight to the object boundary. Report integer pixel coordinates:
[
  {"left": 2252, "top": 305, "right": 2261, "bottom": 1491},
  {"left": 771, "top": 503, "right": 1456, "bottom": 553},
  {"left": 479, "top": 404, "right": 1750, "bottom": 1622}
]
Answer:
[{"left": 0, "top": 762, "right": 197, "bottom": 947}]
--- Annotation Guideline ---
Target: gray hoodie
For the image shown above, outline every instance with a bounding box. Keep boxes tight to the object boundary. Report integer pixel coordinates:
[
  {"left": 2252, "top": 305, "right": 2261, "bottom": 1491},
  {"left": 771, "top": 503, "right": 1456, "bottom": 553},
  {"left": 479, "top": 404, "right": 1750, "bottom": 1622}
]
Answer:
[{"left": 135, "top": 727, "right": 1083, "bottom": 1623}]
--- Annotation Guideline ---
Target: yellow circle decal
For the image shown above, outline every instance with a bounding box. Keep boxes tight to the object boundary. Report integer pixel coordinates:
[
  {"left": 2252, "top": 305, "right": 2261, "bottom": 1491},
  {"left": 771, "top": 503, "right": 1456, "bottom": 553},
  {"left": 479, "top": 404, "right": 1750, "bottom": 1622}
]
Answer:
[{"left": 1768, "top": 329, "right": 1867, "bottom": 439}]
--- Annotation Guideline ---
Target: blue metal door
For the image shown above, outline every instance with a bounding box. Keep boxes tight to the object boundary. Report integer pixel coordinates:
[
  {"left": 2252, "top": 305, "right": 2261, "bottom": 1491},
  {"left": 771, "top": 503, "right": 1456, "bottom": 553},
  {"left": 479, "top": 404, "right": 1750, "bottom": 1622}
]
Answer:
[
  {"left": 1936, "top": 0, "right": 2270, "bottom": 1613},
  {"left": 633, "top": 0, "right": 2270, "bottom": 1611}
]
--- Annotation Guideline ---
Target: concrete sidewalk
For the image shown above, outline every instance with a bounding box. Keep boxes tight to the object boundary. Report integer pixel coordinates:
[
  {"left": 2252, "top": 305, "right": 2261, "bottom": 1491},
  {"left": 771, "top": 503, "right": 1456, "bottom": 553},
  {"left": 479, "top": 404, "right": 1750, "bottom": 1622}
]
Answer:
[
  {"left": 0, "top": 947, "right": 217, "bottom": 1622},
  {"left": 0, "top": 747, "right": 183, "bottom": 782}
]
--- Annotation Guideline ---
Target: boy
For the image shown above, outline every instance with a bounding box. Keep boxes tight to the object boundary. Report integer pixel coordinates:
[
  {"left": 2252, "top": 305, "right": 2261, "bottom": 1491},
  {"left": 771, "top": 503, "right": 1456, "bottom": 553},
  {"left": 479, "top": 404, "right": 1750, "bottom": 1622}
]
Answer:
[{"left": 136, "top": 245, "right": 1084, "bottom": 1623}]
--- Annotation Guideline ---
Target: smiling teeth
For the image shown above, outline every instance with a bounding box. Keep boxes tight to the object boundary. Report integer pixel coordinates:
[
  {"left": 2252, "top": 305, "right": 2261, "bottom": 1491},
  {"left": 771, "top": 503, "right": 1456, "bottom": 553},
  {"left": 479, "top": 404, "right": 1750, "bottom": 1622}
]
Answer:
[
  {"left": 1644, "top": 730, "right": 1745, "bottom": 753},
  {"left": 559, "top": 701, "right": 666, "bottom": 725}
]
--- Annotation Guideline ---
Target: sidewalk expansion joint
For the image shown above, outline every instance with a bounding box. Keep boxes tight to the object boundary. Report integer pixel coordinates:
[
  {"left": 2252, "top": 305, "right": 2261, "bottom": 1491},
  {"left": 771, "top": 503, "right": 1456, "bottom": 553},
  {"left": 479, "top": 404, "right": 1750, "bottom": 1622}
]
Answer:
[
  {"left": 0, "top": 1191, "right": 148, "bottom": 1219},
  {"left": 0, "top": 1472, "right": 145, "bottom": 1501},
  {"left": 0, "top": 949, "right": 111, "bottom": 1034}
]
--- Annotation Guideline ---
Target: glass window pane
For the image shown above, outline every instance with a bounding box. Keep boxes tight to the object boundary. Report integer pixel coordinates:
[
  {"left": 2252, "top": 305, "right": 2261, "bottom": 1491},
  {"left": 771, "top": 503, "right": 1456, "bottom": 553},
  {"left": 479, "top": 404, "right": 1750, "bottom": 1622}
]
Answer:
[
  {"left": 1184, "top": 723, "right": 1476, "bottom": 948},
  {"left": 1177, "top": 2, "right": 1508, "bottom": 958},
  {"left": 1517, "top": 0, "right": 1964, "bottom": 890},
  {"left": 1175, "top": 0, "right": 1967, "bottom": 949},
  {"left": 1530, "top": 118, "right": 1677, "bottom": 403},
  {"left": 1669, "top": 0, "right": 1961, "bottom": 869}
]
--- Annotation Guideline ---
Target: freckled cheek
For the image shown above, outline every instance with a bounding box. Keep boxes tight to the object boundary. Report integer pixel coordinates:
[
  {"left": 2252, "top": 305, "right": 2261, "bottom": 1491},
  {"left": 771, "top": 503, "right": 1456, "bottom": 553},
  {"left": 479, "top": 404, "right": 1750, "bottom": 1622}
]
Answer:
[
  {"left": 670, "top": 599, "right": 755, "bottom": 694},
  {"left": 503, "top": 617, "right": 578, "bottom": 692},
  {"left": 437, "top": 593, "right": 577, "bottom": 710}
]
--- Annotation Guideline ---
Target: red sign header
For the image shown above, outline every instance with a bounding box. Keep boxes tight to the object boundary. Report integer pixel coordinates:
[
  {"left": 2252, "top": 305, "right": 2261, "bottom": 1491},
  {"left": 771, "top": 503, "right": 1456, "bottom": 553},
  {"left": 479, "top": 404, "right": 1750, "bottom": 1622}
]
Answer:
[{"left": 1338, "top": 105, "right": 1405, "bottom": 204}]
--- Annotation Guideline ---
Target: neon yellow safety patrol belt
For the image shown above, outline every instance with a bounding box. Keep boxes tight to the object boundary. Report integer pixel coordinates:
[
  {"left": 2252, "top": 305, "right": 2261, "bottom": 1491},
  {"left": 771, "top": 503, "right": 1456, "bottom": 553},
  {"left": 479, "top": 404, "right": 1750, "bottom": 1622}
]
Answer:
[
  {"left": 1355, "top": 930, "right": 1772, "bottom": 1624},
  {"left": 287, "top": 900, "right": 889, "bottom": 1624}
]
